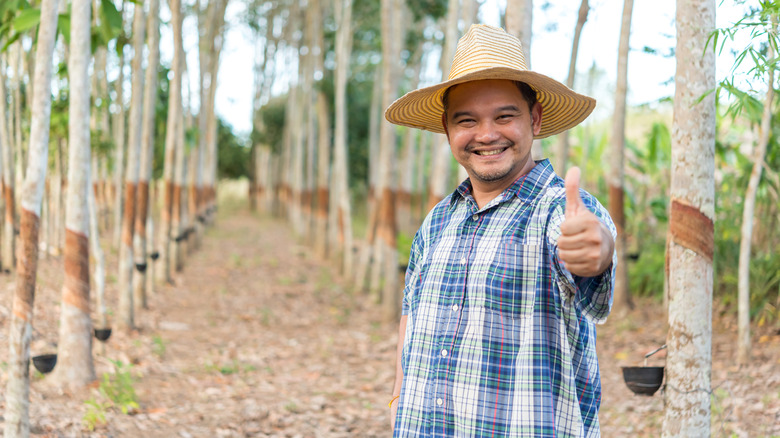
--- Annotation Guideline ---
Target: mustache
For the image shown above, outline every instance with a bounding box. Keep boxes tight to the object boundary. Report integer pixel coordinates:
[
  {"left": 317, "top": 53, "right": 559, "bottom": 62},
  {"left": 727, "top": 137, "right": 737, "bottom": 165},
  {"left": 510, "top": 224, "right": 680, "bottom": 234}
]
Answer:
[{"left": 465, "top": 141, "right": 514, "bottom": 152}]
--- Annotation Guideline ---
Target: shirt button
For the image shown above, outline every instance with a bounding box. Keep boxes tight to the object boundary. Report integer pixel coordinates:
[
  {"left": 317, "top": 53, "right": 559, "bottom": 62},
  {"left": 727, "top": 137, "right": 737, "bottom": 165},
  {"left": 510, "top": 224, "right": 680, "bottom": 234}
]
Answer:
[
  {"left": 437, "top": 398, "right": 444, "bottom": 406},
  {"left": 460, "top": 257, "right": 466, "bottom": 265},
  {"left": 441, "top": 349, "right": 448, "bottom": 357},
  {"left": 452, "top": 304, "right": 459, "bottom": 311},
  {"left": 472, "top": 214, "right": 479, "bottom": 221}
]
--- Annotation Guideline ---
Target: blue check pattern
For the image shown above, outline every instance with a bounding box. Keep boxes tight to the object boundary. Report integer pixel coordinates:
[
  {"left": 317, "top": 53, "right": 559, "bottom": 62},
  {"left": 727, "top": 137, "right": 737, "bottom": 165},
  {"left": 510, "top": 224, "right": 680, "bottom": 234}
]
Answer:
[{"left": 394, "top": 160, "right": 616, "bottom": 437}]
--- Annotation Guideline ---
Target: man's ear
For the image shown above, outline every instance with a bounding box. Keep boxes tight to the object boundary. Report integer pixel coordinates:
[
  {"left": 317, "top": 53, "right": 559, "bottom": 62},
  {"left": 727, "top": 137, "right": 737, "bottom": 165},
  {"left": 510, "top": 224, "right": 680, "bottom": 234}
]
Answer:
[
  {"left": 531, "top": 102, "right": 543, "bottom": 136},
  {"left": 441, "top": 112, "right": 449, "bottom": 139}
]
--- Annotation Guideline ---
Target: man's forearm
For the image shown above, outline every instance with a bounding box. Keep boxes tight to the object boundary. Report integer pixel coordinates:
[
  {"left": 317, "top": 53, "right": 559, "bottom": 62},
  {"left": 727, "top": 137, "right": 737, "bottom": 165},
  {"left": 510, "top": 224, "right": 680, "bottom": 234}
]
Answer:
[{"left": 390, "top": 315, "right": 408, "bottom": 430}]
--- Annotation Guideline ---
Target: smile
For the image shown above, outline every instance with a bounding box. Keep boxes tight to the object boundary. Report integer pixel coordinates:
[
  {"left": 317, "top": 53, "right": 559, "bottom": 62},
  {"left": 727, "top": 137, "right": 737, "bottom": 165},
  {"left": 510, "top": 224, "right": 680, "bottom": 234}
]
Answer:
[{"left": 474, "top": 148, "right": 507, "bottom": 156}]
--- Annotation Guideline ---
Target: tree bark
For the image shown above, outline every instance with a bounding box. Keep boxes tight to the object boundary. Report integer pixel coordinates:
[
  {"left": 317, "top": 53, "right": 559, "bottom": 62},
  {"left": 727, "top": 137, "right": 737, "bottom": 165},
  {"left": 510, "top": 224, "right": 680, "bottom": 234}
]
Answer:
[
  {"left": 554, "top": 0, "right": 589, "bottom": 172},
  {"left": 505, "top": 0, "right": 533, "bottom": 60},
  {"left": 737, "top": 18, "right": 776, "bottom": 366},
  {"left": 330, "top": 0, "right": 354, "bottom": 277},
  {"left": 608, "top": 0, "right": 634, "bottom": 315},
  {"left": 371, "top": 0, "right": 403, "bottom": 320},
  {"left": 427, "top": 0, "right": 459, "bottom": 211},
  {"left": 158, "top": 0, "right": 184, "bottom": 284},
  {"left": 397, "top": 21, "right": 423, "bottom": 235},
  {"left": 204, "top": 0, "right": 229, "bottom": 225},
  {"left": 53, "top": 0, "right": 96, "bottom": 389},
  {"left": 0, "top": 54, "right": 15, "bottom": 273},
  {"left": 134, "top": 0, "right": 160, "bottom": 311},
  {"left": 662, "top": 0, "right": 716, "bottom": 435},
  {"left": 113, "top": 38, "right": 127, "bottom": 249},
  {"left": 4, "top": 0, "right": 61, "bottom": 434},
  {"left": 118, "top": 0, "right": 147, "bottom": 332}
]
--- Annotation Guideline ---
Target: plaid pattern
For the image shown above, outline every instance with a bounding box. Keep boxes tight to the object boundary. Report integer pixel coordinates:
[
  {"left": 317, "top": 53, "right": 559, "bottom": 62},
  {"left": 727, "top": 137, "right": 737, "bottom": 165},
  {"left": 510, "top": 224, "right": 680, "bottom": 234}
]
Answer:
[{"left": 394, "top": 160, "right": 616, "bottom": 437}]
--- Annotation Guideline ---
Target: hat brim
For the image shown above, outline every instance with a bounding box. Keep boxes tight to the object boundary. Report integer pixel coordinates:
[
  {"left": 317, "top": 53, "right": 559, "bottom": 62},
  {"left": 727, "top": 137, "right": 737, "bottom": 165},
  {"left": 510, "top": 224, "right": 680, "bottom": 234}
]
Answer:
[{"left": 384, "top": 67, "right": 596, "bottom": 139}]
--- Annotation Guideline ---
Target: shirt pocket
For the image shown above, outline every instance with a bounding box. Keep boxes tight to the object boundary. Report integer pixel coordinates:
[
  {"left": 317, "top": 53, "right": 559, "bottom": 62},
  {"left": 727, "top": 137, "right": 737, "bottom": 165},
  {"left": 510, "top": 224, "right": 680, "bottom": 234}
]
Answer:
[{"left": 483, "top": 240, "right": 539, "bottom": 319}]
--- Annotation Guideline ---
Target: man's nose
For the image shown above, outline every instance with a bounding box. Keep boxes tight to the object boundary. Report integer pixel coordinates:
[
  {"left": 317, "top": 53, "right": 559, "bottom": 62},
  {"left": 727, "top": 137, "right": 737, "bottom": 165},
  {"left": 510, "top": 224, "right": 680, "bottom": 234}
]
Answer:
[{"left": 474, "top": 121, "right": 500, "bottom": 144}]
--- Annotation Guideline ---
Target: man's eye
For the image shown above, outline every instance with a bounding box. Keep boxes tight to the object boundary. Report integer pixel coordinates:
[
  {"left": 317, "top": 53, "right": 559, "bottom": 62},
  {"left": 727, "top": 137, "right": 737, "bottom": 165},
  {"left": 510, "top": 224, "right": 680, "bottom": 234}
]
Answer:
[
  {"left": 457, "top": 119, "right": 475, "bottom": 125},
  {"left": 497, "top": 114, "right": 514, "bottom": 120}
]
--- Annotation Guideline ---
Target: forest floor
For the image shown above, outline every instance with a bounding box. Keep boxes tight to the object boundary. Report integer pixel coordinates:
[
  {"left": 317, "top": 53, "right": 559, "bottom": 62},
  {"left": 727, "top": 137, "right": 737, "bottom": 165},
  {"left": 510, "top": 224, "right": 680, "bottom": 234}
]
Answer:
[{"left": 1, "top": 186, "right": 779, "bottom": 437}]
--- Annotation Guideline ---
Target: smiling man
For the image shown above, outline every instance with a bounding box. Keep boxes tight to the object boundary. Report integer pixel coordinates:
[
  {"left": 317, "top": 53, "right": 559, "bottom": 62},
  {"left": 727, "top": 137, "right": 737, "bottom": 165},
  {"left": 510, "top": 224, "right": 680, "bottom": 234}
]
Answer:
[{"left": 385, "top": 25, "right": 617, "bottom": 437}]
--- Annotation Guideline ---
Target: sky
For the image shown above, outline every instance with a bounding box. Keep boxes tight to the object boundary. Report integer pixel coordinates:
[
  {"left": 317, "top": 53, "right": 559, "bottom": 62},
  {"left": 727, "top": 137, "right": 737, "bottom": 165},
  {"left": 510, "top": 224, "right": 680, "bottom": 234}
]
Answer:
[{"left": 201, "top": 0, "right": 758, "bottom": 136}]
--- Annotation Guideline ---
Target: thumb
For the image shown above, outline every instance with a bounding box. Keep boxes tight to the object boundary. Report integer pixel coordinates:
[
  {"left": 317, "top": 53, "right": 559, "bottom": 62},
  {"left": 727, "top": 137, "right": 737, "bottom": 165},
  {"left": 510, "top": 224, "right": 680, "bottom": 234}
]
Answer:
[{"left": 564, "top": 166, "right": 584, "bottom": 218}]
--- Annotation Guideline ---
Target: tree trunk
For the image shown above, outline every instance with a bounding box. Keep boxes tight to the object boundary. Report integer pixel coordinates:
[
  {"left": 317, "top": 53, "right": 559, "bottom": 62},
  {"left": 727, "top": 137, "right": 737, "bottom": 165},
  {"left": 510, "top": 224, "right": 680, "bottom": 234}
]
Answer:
[
  {"left": 662, "top": 0, "right": 716, "bottom": 435},
  {"left": 427, "top": 0, "right": 460, "bottom": 211},
  {"left": 505, "top": 0, "right": 532, "bottom": 60},
  {"left": 12, "top": 43, "right": 26, "bottom": 197},
  {"left": 158, "top": 0, "right": 184, "bottom": 284},
  {"left": 89, "top": 170, "right": 108, "bottom": 330},
  {"left": 371, "top": 0, "right": 403, "bottom": 319},
  {"left": 330, "top": 0, "right": 354, "bottom": 277},
  {"left": 737, "top": 19, "right": 776, "bottom": 366},
  {"left": 134, "top": 0, "right": 160, "bottom": 311},
  {"left": 53, "top": 0, "right": 96, "bottom": 389},
  {"left": 113, "top": 46, "right": 127, "bottom": 249},
  {"left": 4, "top": 0, "right": 61, "bottom": 434},
  {"left": 118, "top": 0, "right": 147, "bottom": 332},
  {"left": 608, "top": 0, "right": 634, "bottom": 315},
  {"left": 397, "top": 22, "right": 423, "bottom": 236},
  {"left": 171, "top": 72, "right": 187, "bottom": 274},
  {"left": 202, "top": 0, "right": 229, "bottom": 225},
  {"left": 554, "top": 0, "right": 589, "bottom": 172},
  {"left": 0, "top": 54, "right": 15, "bottom": 273}
]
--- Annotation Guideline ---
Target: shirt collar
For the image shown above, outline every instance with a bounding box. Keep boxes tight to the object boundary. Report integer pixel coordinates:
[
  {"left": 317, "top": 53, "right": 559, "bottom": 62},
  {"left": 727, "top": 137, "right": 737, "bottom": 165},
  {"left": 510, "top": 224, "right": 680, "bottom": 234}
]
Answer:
[{"left": 450, "top": 159, "right": 557, "bottom": 210}]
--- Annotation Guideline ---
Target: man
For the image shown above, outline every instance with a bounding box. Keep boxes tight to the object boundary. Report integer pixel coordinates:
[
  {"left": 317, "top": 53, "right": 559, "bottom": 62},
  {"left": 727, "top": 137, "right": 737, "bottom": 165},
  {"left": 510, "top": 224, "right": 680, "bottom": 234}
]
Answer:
[{"left": 385, "top": 25, "right": 616, "bottom": 437}]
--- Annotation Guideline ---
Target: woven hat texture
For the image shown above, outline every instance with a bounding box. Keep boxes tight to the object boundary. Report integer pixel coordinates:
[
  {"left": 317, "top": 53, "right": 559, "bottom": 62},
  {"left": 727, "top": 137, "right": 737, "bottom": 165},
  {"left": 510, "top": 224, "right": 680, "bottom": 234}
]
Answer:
[{"left": 385, "top": 24, "right": 596, "bottom": 139}]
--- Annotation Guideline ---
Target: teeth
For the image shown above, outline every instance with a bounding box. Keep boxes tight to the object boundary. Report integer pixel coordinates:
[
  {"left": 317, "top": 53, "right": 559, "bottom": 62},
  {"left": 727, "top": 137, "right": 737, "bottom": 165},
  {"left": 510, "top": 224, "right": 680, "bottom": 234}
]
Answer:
[{"left": 476, "top": 149, "right": 504, "bottom": 156}]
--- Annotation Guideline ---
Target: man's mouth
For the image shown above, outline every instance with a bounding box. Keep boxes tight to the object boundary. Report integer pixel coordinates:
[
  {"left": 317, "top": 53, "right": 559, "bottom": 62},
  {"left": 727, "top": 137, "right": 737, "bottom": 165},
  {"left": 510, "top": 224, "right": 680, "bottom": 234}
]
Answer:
[{"left": 474, "top": 147, "right": 508, "bottom": 156}]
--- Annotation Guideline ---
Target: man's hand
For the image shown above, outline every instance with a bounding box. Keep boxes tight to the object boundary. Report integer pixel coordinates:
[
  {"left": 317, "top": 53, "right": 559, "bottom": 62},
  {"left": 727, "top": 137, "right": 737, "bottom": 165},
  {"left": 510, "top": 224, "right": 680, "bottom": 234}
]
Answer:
[{"left": 558, "top": 167, "right": 615, "bottom": 277}]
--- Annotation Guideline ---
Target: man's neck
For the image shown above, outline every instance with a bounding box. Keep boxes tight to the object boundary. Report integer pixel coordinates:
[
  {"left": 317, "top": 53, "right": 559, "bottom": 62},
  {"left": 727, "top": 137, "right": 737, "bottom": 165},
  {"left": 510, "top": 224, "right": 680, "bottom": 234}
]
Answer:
[{"left": 470, "top": 165, "right": 537, "bottom": 209}]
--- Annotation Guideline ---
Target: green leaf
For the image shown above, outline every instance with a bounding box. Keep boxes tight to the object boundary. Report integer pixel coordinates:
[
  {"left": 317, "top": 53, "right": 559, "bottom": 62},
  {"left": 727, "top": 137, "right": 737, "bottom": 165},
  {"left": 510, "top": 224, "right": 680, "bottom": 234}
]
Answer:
[
  {"left": 58, "top": 13, "right": 70, "bottom": 46},
  {"left": 12, "top": 7, "right": 41, "bottom": 33},
  {"left": 1, "top": 32, "right": 21, "bottom": 53},
  {"left": 99, "top": 0, "right": 123, "bottom": 42}
]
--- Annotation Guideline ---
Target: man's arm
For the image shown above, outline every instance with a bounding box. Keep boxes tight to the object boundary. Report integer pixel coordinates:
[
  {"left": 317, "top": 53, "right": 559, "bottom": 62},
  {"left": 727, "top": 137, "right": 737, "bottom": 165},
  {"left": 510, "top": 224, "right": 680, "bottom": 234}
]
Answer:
[
  {"left": 557, "top": 167, "right": 615, "bottom": 277},
  {"left": 390, "top": 314, "right": 407, "bottom": 430}
]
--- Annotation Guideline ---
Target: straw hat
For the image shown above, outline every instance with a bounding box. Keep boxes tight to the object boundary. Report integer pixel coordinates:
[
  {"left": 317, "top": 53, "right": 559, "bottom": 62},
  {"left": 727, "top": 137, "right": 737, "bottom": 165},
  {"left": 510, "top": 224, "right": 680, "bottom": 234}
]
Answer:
[{"left": 385, "top": 24, "right": 596, "bottom": 139}]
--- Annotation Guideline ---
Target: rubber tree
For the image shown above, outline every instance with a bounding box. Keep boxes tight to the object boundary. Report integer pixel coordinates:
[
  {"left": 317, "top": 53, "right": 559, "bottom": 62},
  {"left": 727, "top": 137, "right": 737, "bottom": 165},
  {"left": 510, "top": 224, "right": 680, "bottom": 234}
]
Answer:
[
  {"left": 328, "top": 0, "right": 354, "bottom": 277},
  {"left": 113, "top": 4, "right": 128, "bottom": 248},
  {"left": 737, "top": 14, "right": 777, "bottom": 366},
  {"left": 202, "top": 0, "right": 229, "bottom": 225},
  {"left": 158, "top": 0, "right": 183, "bottom": 284},
  {"left": 133, "top": 0, "right": 160, "bottom": 310},
  {"left": 662, "top": 0, "right": 716, "bottom": 435},
  {"left": 554, "top": 0, "right": 589, "bottom": 172},
  {"left": 370, "top": 0, "right": 403, "bottom": 320},
  {"left": 0, "top": 53, "right": 14, "bottom": 273},
  {"left": 427, "top": 0, "right": 459, "bottom": 212},
  {"left": 52, "top": 0, "right": 96, "bottom": 389},
  {"left": 4, "top": 0, "right": 61, "bottom": 434},
  {"left": 118, "top": 0, "right": 147, "bottom": 332},
  {"left": 608, "top": 0, "right": 634, "bottom": 315}
]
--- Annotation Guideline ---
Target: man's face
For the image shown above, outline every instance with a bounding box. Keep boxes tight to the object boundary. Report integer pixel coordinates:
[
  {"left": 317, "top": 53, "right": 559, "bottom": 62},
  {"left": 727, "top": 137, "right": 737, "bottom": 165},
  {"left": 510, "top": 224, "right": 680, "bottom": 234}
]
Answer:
[{"left": 444, "top": 79, "right": 542, "bottom": 194}]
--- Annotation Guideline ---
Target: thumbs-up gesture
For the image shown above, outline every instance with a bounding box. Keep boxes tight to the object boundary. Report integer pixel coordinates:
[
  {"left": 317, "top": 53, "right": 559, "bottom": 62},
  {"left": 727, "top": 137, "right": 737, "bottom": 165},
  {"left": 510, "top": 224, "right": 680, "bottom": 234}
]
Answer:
[{"left": 557, "top": 167, "right": 615, "bottom": 278}]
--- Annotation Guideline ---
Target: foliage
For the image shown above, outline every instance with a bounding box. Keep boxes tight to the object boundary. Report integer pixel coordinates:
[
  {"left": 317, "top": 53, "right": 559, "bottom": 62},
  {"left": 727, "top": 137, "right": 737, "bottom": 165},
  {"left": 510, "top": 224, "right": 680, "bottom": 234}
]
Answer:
[
  {"left": 217, "top": 117, "right": 249, "bottom": 179},
  {"left": 98, "top": 360, "right": 140, "bottom": 415},
  {"left": 82, "top": 398, "right": 109, "bottom": 431},
  {"left": 152, "top": 335, "right": 167, "bottom": 358}
]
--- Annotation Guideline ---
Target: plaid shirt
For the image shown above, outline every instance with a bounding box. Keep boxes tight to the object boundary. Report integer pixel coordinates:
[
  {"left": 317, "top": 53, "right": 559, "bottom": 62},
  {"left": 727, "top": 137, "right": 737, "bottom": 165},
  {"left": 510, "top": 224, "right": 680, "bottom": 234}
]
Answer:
[{"left": 394, "top": 160, "right": 616, "bottom": 438}]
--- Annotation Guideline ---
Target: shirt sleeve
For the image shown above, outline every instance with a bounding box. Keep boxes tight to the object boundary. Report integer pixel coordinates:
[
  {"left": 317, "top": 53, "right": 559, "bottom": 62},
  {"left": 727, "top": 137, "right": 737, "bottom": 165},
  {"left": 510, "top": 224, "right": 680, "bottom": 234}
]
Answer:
[
  {"left": 401, "top": 228, "right": 424, "bottom": 316},
  {"left": 547, "top": 190, "right": 617, "bottom": 324}
]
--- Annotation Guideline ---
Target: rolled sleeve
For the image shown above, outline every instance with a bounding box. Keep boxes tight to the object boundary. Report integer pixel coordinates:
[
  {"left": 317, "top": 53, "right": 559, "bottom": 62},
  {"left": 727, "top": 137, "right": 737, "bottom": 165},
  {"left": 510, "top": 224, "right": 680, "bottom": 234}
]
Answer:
[
  {"left": 549, "top": 192, "right": 617, "bottom": 323},
  {"left": 401, "top": 229, "right": 424, "bottom": 316}
]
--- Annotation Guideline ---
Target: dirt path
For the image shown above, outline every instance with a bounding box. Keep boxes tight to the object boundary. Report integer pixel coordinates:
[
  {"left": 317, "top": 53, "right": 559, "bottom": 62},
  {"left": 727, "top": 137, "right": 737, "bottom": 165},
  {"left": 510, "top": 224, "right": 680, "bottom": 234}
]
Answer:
[
  {"left": 1, "top": 203, "right": 397, "bottom": 437},
  {"left": 2, "top": 198, "right": 779, "bottom": 437}
]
